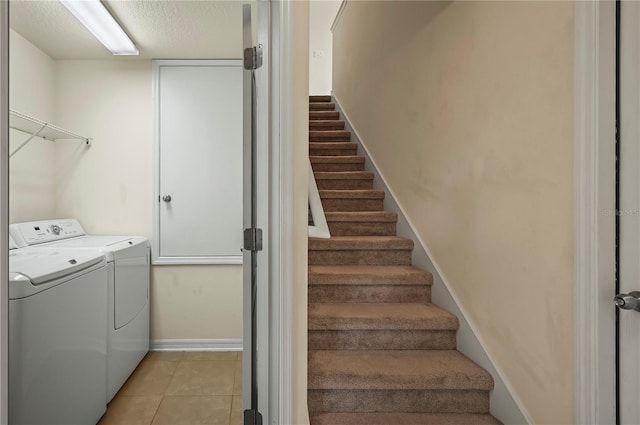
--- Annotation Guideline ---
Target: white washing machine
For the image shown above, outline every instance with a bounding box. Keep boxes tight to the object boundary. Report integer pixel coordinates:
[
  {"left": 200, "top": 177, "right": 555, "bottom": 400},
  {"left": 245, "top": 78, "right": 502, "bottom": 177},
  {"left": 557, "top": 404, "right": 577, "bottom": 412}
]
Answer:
[
  {"left": 9, "top": 235, "right": 108, "bottom": 425},
  {"left": 10, "top": 219, "right": 150, "bottom": 402}
]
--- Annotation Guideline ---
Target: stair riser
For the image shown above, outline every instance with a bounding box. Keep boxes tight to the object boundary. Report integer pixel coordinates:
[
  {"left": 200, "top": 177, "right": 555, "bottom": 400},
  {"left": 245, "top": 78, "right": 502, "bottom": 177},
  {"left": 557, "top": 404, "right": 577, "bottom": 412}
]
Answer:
[
  {"left": 308, "top": 389, "right": 490, "bottom": 414},
  {"left": 310, "top": 103, "right": 336, "bottom": 111},
  {"left": 310, "top": 122, "right": 346, "bottom": 131},
  {"left": 310, "top": 95, "right": 332, "bottom": 102},
  {"left": 316, "top": 179, "right": 374, "bottom": 190},
  {"left": 310, "top": 147, "right": 358, "bottom": 156},
  {"left": 309, "top": 413, "right": 502, "bottom": 425},
  {"left": 321, "top": 199, "right": 384, "bottom": 212},
  {"left": 328, "top": 222, "right": 396, "bottom": 236},
  {"left": 308, "top": 330, "right": 455, "bottom": 350},
  {"left": 309, "top": 285, "right": 429, "bottom": 303},
  {"left": 310, "top": 136, "right": 352, "bottom": 143},
  {"left": 312, "top": 162, "right": 365, "bottom": 172},
  {"left": 310, "top": 111, "right": 340, "bottom": 120},
  {"left": 309, "top": 250, "right": 412, "bottom": 266}
]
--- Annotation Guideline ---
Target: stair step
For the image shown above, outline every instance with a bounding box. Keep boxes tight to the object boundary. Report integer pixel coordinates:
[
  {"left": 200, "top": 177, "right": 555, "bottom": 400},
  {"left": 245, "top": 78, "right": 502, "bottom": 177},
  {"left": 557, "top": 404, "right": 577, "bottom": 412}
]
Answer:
[
  {"left": 309, "top": 413, "right": 502, "bottom": 425},
  {"left": 309, "top": 265, "right": 432, "bottom": 303},
  {"left": 309, "top": 303, "right": 457, "bottom": 331},
  {"left": 320, "top": 190, "right": 385, "bottom": 212},
  {"left": 308, "top": 303, "right": 457, "bottom": 350},
  {"left": 310, "top": 111, "right": 340, "bottom": 120},
  {"left": 310, "top": 95, "right": 332, "bottom": 102},
  {"left": 310, "top": 102, "right": 336, "bottom": 111},
  {"left": 309, "top": 265, "right": 432, "bottom": 286},
  {"left": 310, "top": 130, "right": 351, "bottom": 142},
  {"left": 310, "top": 120, "right": 346, "bottom": 131},
  {"left": 310, "top": 142, "right": 357, "bottom": 156},
  {"left": 309, "top": 236, "right": 413, "bottom": 251},
  {"left": 308, "top": 350, "right": 493, "bottom": 413},
  {"left": 310, "top": 156, "right": 365, "bottom": 172},
  {"left": 309, "top": 236, "right": 413, "bottom": 266},
  {"left": 314, "top": 171, "right": 374, "bottom": 190},
  {"left": 308, "top": 350, "right": 493, "bottom": 390},
  {"left": 308, "top": 388, "right": 490, "bottom": 414},
  {"left": 309, "top": 284, "right": 430, "bottom": 304},
  {"left": 325, "top": 211, "right": 396, "bottom": 236}
]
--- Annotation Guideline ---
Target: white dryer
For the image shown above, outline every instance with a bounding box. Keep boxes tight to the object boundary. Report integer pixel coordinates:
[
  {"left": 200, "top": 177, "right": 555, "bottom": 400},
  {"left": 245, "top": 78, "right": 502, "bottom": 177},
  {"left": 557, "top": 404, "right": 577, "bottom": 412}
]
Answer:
[
  {"left": 10, "top": 219, "right": 150, "bottom": 401},
  {"left": 9, "top": 235, "right": 108, "bottom": 425}
]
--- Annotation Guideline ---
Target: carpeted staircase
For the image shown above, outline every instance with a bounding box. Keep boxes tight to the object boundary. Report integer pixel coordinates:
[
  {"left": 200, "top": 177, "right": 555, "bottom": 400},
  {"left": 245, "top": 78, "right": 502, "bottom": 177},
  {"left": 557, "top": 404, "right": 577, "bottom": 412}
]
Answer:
[{"left": 307, "top": 95, "right": 502, "bottom": 425}]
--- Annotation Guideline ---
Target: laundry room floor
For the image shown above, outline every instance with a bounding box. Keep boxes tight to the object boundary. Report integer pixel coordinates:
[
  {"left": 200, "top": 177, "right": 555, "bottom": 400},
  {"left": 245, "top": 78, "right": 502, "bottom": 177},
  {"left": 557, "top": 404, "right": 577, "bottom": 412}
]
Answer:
[{"left": 98, "top": 351, "right": 242, "bottom": 425}]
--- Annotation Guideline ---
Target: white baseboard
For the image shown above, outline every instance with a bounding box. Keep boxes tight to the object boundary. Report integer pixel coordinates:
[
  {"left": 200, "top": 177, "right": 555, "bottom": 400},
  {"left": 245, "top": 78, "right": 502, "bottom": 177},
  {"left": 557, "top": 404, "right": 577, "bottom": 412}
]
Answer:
[{"left": 150, "top": 339, "right": 243, "bottom": 352}]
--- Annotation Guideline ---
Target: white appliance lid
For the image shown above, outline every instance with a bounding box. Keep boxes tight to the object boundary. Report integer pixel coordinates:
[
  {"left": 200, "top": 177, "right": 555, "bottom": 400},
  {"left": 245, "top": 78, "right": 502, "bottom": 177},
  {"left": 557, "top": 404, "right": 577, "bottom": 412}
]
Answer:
[
  {"left": 9, "top": 235, "right": 17, "bottom": 250},
  {"left": 9, "top": 249, "right": 104, "bottom": 285},
  {"left": 45, "top": 235, "right": 137, "bottom": 248}
]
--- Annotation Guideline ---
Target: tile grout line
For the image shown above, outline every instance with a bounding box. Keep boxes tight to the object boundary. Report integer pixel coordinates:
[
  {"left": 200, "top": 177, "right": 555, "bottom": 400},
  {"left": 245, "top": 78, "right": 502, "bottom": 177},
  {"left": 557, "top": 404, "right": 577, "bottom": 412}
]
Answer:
[{"left": 148, "top": 355, "right": 183, "bottom": 425}]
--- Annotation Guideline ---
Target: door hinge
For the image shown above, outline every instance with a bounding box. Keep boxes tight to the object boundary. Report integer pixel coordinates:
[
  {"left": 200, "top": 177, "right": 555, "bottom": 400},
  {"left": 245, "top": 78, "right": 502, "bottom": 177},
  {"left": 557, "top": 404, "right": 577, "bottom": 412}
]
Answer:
[
  {"left": 243, "top": 228, "right": 263, "bottom": 252},
  {"left": 243, "top": 409, "right": 263, "bottom": 425},
  {"left": 244, "top": 45, "right": 263, "bottom": 70}
]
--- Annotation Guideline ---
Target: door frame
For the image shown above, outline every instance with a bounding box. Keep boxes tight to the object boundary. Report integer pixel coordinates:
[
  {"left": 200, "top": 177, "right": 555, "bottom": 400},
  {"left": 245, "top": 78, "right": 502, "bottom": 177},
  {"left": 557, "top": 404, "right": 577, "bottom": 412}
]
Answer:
[
  {"left": 253, "top": 0, "right": 299, "bottom": 423},
  {"left": 0, "top": 0, "right": 8, "bottom": 422},
  {"left": 151, "top": 59, "right": 244, "bottom": 266},
  {"left": 574, "top": 1, "right": 617, "bottom": 423}
]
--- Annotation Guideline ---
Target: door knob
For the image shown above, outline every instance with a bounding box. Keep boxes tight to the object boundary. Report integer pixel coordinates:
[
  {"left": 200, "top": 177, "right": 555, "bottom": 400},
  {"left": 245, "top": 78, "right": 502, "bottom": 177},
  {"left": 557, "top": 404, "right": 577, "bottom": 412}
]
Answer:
[
  {"left": 614, "top": 291, "right": 640, "bottom": 311},
  {"left": 162, "top": 195, "right": 172, "bottom": 203}
]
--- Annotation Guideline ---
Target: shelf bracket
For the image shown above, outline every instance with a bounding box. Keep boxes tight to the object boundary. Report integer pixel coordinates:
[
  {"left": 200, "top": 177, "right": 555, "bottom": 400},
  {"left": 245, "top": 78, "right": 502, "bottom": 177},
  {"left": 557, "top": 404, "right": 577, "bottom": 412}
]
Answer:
[
  {"left": 9, "top": 123, "right": 47, "bottom": 158},
  {"left": 9, "top": 109, "right": 92, "bottom": 158}
]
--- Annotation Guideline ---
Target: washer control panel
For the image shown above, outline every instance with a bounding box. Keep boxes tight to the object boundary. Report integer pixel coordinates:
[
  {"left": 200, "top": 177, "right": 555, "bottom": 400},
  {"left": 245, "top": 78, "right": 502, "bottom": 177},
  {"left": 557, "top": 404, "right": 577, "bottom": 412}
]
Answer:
[{"left": 10, "top": 219, "right": 86, "bottom": 246}]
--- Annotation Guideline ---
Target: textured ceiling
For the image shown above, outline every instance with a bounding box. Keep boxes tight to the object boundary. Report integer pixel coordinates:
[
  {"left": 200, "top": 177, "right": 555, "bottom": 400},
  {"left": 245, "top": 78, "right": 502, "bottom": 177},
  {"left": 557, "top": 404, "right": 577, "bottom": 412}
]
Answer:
[{"left": 10, "top": 0, "right": 251, "bottom": 60}]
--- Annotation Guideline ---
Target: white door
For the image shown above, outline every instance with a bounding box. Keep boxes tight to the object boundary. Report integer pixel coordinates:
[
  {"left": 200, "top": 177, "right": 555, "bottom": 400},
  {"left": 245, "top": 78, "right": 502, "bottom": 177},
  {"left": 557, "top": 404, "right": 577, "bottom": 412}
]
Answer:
[
  {"left": 154, "top": 60, "right": 243, "bottom": 263},
  {"left": 618, "top": 1, "right": 640, "bottom": 422}
]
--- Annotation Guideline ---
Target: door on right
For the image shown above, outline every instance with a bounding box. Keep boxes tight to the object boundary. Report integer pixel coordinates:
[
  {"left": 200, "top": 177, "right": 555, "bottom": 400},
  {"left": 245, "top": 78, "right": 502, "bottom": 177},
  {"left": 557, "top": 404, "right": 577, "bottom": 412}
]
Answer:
[{"left": 618, "top": 1, "right": 640, "bottom": 422}]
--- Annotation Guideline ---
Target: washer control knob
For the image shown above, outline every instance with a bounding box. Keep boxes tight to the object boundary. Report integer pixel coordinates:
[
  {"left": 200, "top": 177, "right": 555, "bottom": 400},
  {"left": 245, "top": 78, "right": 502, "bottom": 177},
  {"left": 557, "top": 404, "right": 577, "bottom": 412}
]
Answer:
[{"left": 50, "top": 224, "right": 62, "bottom": 235}]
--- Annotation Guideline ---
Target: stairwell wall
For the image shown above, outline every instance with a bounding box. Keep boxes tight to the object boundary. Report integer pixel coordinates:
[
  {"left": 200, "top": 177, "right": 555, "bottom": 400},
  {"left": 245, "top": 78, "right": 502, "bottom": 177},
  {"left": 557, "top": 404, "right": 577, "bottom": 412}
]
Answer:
[{"left": 332, "top": 2, "right": 574, "bottom": 424}]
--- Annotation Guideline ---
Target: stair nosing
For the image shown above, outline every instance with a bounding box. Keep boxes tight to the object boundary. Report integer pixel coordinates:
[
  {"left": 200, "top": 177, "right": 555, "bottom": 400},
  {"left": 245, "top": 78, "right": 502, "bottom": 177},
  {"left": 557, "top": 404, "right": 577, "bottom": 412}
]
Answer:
[{"left": 308, "top": 350, "right": 494, "bottom": 391}]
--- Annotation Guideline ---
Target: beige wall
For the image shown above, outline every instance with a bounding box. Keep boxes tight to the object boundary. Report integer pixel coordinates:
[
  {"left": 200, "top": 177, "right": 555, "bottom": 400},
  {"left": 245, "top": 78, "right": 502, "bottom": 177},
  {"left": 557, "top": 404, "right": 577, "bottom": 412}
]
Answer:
[
  {"left": 151, "top": 265, "right": 242, "bottom": 339},
  {"left": 53, "top": 60, "right": 153, "bottom": 236},
  {"left": 332, "top": 2, "right": 574, "bottom": 424},
  {"left": 8, "top": 37, "right": 242, "bottom": 342},
  {"left": 292, "top": 1, "right": 310, "bottom": 423},
  {"left": 9, "top": 30, "right": 56, "bottom": 223},
  {"left": 53, "top": 60, "right": 243, "bottom": 342}
]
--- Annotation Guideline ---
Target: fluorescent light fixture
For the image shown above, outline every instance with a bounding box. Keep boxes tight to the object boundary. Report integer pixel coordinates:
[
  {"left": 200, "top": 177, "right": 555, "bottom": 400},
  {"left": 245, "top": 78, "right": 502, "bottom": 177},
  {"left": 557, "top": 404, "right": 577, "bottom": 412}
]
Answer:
[{"left": 60, "top": 0, "right": 139, "bottom": 55}]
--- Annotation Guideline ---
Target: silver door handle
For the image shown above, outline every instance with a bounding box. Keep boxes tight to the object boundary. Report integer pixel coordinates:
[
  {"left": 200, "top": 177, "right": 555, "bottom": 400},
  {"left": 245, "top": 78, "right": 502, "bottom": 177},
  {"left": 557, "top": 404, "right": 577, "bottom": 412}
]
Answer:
[
  {"left": 162, "top": 195, "right": 172, "bottom": 203},
  {"left": 614, "top": 291, "right": 640, "bottom": 311}
]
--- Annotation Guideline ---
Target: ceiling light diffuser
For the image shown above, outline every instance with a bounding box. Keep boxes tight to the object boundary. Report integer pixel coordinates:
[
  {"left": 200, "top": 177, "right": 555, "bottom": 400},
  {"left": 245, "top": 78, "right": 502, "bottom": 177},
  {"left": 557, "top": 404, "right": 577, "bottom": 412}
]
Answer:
[{"left": 60, "top": 0, "right": 139, "bottom": 55}]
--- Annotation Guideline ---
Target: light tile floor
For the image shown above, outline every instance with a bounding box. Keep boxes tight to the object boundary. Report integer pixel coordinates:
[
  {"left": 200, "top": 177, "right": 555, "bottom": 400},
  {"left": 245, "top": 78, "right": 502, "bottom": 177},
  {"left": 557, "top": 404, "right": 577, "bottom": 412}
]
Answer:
[{"left": 98, "top": 351, "right": 242, "bottom": 425}]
